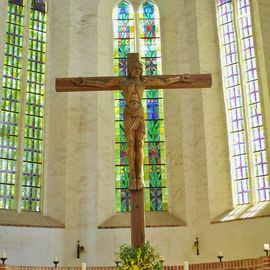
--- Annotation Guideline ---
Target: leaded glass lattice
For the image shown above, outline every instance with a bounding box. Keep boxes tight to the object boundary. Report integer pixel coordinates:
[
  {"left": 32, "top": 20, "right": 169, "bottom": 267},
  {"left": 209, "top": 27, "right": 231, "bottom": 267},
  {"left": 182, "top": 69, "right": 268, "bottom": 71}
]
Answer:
[
  {"left": 114, "top": 1, "right": 135, "bottom": 212},
  {"left": 114, "top": 0, "right": 168, "bottom": 212},
  {"left": 139, "top": 1, "right": 167, "bottom": 212},
  {"left": 21, "top": 0, "right": 47, "bottom": 211},
  {"left": 0, "top": 0, "right": 47, "bottom": 211},
  {"left": 0, "top": 0, "right": 25, "bottom": 209},
  {"left": 217, "top": 0, "right": 269, "bottom": 205}
]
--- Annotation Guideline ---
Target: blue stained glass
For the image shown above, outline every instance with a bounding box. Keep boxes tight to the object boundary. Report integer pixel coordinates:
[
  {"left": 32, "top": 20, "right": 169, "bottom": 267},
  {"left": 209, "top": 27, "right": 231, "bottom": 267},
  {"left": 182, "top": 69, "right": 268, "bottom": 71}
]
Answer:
[
  {"left": 147, "top": 99, "right": 159, "bottom": 119},
  {"left": 118, "top": 1, "right": 129, "bottom": 20},
  {"left": 145, "top": 58, "right": 157, "bottom": 75},
  {"left": 143, "top": 2, "right": 155, "bottom": 18},
  {"left": 150, "top": 187, "right": 162, "bottom": 211},
  {"left": 117, "top": 99, "right": 125, "bottom": 121},
  {"left": 119, "top": 58, "right": 128, "bottom": 76},
  {"left": 121, "top": 190, "right": 130, "bottom": 211}
]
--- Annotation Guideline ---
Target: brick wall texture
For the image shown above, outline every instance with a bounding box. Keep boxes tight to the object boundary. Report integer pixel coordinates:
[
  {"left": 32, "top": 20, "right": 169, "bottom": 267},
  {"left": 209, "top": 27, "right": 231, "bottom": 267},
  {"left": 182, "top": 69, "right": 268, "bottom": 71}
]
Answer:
[{"left": 0, "top": 256, "right": 269, "bottom": 270}]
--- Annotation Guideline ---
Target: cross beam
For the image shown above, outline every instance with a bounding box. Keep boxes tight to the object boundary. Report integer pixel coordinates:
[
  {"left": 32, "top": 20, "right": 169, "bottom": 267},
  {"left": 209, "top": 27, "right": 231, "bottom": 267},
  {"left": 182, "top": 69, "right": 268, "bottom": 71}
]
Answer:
[{"left": 56, "top": 73, "right": 211, "bottom": 92}]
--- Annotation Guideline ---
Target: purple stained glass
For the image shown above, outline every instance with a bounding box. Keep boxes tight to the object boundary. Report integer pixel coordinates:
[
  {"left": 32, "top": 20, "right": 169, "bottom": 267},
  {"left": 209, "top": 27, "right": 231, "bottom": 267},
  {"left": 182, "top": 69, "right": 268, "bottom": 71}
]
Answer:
[
  {"left": 217, "top": 0, "right": 231, "bottom": 5},
  {"left": 121, "top": 190, "right": 130, "bottom": 212},
  {"left": 257, "top": 176, "right": 270, "bottom": 201},
  {"left": 118, "top": 58, "right": 128, "bottom": 76},
  {"left": 31, "top": 0, "right": 46, "bottom": 12},
  {"left": 226, "top": 86, "right": 242, "bottom": 109},
  {"left": 238, "top": 0, "right": 249, "bottom": 16},
  {"left": 224, "top": 42, "right": 238, "bottom": 65},
  {"left": 145, "top": 58, "right": 158, "bottom": 75},
  {"left": 251, "top": 127, "right": 265, "bottom": 152},
  {"left": 221, "top": 22, "right": 236, "bottom": 44},
  {"left": 150, "top": 187, "right": 163, "bottom": 211},
  {"left": 217, "top": 0, "right": 269, "bottom": 205},
  {"left": 9, "top": 0, "right": 23, "bottom": 5}
]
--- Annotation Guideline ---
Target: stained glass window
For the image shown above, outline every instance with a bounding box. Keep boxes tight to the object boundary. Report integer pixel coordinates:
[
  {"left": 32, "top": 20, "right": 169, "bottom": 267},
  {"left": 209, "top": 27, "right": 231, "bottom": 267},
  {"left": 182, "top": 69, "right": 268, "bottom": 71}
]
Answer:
[
  {"left": 139, "top": 1, "right": 167, "bottom": 212},
  {"left": 113, "top": 0, "right": 168, "bottom": 212},
  {"left": 0, "top": 0, "right": 47, "bottom": 211},
  {"left": 216, "top": 0, "right": 269, "bottom": 206},
  {"left": 113, "top": 0, "right": 135, "bottom": 212}
]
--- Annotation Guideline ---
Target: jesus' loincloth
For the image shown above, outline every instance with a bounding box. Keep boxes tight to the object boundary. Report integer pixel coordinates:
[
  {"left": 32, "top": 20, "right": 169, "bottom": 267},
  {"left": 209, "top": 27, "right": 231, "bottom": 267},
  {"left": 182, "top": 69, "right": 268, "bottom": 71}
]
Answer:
[{"left": 123, "top": 102, "right": 145, "bottom": 141}]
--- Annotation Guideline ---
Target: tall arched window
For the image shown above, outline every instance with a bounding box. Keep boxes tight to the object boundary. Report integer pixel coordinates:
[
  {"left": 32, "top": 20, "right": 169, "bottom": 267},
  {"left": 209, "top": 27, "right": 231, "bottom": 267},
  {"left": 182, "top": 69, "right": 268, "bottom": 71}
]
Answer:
[
  {"left": 113, "top": 0, "right": 168, "bottom": 212},
  {"left": 0, "top": 0, "right": 47, "bottom": 211},
  {"left": 216, "top": 0, "right": 269, "bottom": 212}
]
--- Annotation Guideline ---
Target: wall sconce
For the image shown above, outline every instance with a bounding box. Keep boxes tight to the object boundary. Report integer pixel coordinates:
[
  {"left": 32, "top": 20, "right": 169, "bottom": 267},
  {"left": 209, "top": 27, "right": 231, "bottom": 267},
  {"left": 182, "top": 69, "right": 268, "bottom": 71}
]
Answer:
[
  {"left": 264, "top": 244, "right": 270, "bottom": 256},
  {"left": 193, "top": 237, "right": 199, "bottom": 255},
  {"left": 77, "top": 240, "right": 86, "bottom": 258},
  {"left": 0, "top": 252, "right": 7, "bottom": 264},
  {"left": 217, "top": 251, "right": 223, "bottom": 263},
  {"left": 53, "top": 257, "right": 59, "bottom": 268}
]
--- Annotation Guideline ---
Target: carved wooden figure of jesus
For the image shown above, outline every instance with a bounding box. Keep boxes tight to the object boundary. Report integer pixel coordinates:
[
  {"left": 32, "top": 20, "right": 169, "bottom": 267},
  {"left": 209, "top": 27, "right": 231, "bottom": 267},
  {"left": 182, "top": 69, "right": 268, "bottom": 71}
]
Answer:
[{"left": 73, "top": 61, "right": 194, "bottom": 190}]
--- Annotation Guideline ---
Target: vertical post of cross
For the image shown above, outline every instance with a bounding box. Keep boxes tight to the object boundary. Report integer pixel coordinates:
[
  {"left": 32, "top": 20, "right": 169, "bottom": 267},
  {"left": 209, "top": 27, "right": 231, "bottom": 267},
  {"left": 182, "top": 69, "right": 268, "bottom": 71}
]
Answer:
[{"left": 127, "top": 53, "right": 146, "bottom": 248}]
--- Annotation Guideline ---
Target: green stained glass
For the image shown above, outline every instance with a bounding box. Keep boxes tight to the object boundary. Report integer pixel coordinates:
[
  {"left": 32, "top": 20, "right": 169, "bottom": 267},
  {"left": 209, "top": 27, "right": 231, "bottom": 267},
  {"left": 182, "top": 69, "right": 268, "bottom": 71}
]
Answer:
[
  {"left": 20, "top": 2, "right": 47, "bottom": 212},
  {"left": 0, "top": 0, "right": 47, "bottom": 211},
  {"left": 0, "top": 1, "right": 25, "bottom": 209},
  {"left": 139, "top": 1, "right": 167, "bottom": 211},
  {"left": 113, "top": 1, "right": 135, "bottom": 212},
  {"left": 113, "top": 1, "right": 167, "bottom": 212}
]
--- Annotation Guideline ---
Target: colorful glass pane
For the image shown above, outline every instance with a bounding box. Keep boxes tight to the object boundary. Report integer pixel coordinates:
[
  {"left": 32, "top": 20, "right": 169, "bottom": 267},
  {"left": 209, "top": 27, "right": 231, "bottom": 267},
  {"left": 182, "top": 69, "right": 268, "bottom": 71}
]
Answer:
[
  {"left": 237, "top": 0, "right": 269, "bottom": 202},
  {"left": 114, "top": 1, "right": 167, "bottom": 212},
  {"left": 139, "top": 1, "right": 167, "bottom": 211},
  {"left": 217, "top": 0, "right": 269, "bottom": 205},
  {"left": 113, "top": 1, "right": 135, "bottom": 212},
  {"left": 0, "top": 1, "right": 25, "bottom": 209},
  {"left": 31, "top": 0, "right": 46, "bottom": 13},
  {"left": 21, "top": 0, "right": 47, "bottom": 211},
  {"left": 217, "top": 0, "right": 249, "bottom": 205},
  {"left": 9, "top": 0, "right": 24, "bottom": 5}
]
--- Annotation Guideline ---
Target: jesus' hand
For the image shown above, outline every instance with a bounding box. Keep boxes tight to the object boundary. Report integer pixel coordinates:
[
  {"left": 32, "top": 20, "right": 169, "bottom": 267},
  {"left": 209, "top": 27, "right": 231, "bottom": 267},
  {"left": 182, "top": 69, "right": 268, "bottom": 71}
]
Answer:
[{"left": 181, "top": 74, "right": 195, "bottom": 82}]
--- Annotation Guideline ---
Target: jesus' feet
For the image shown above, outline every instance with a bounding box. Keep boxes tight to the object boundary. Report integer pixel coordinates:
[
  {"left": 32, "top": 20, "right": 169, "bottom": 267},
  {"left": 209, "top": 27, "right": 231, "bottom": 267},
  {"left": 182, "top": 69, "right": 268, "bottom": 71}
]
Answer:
[{"left": 137, "top": 177, "right": 145, "bottom": 190}]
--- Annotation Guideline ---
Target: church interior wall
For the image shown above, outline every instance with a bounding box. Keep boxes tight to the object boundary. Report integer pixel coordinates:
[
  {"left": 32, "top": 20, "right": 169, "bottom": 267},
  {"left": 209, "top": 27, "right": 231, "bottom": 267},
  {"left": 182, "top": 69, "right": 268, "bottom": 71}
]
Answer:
[{"left": 0, "top": 0, "right": 269, "bottom": 267}]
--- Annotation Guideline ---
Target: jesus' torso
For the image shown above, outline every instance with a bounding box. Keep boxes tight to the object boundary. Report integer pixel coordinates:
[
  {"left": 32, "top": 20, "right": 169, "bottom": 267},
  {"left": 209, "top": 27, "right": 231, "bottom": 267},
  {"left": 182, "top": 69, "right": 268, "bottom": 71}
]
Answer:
[{"left": 121, "top": 78, "right": 146, "bottom": 108}]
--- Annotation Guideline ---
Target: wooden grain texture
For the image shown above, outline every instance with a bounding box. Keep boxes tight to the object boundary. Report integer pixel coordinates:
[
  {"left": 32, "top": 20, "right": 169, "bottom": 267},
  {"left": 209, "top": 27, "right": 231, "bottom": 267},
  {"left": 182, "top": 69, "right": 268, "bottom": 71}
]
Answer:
[
  {"left": 130, "top": 190, "right": 145, "bottom": 248},
  {"left": 56, "top": 74, "right": 212, "bottom": 92}
]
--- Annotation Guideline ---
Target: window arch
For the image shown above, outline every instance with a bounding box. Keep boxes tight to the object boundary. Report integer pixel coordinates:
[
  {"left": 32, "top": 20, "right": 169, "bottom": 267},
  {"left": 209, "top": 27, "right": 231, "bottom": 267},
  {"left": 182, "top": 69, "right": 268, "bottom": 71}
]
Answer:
[
  {"left": 216, "top": 0, "right": 269, "bottom": 210},
  {"left": 113, "top": 0, "right": 168, "bottom": 212},
  {"left": 0, "top": 0, "right": 48, "bottom": 211}
]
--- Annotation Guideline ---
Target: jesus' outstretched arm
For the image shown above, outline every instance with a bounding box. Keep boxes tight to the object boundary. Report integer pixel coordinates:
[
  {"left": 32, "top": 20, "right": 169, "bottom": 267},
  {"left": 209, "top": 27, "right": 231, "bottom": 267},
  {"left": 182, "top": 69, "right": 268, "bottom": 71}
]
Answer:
[
  {"left": 72, "top": 77, "right": 123, "bottom": 89},
  {"left": 144, "top": 74, "right": 195, "bottom": 89}
]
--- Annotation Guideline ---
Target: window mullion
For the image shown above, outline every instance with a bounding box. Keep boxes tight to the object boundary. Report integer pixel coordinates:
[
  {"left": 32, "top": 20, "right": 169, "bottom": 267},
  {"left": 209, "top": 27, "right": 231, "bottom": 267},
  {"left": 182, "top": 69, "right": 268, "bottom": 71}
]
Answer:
[
  {"left": 233, "top": 0, "right": 256, "bottom": 204},
  {"left": 0, "top": 1, "right": 8, "bottom": 112},
  {"left": 134, "top": 3, "right": 139, "bottom": 52},
  {"left": 14, "top": 0, "right": 31, "bottom": 212}
]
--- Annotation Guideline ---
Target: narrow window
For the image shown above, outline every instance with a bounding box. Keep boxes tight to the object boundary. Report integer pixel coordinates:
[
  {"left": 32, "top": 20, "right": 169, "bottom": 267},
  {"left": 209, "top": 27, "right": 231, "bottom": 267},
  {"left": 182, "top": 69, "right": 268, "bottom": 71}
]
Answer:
[
  {"left": 216, "top": 0, "right": 269, "bottom": 207},
  {"left": 0, "top": 0, "right": 47, "bottom": 211},
  {"left": 113, "top": 0, "right": 168, "bottom": 212}
]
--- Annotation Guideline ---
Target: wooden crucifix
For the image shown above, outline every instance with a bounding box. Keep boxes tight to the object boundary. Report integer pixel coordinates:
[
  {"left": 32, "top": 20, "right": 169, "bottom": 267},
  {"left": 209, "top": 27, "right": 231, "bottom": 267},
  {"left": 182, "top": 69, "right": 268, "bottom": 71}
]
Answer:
[{"left": 56, "top": 53, "right": 212, "bottom": 248}]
